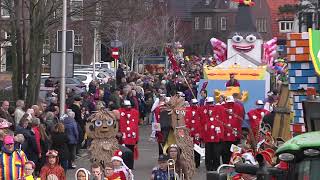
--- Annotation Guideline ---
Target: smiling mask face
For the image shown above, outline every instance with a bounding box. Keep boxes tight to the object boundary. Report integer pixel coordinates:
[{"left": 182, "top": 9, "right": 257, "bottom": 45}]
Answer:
[{"left": 227, "top": 33, "right": 263, "bottom": 63}]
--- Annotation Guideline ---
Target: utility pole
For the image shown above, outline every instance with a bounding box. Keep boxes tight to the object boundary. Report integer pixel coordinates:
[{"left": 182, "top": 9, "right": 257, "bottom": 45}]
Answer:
[{"left": 60, "top": 0, "right": 67, "bottom": 117}]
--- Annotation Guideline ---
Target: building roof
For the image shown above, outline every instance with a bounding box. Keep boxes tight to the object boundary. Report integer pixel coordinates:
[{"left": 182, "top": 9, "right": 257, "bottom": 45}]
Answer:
[
  {"left": 192, "top": 0, "right": 235, "bottom": 11},
  {"left": 168, "top": 0, "right": 202, "bottom": 21}
]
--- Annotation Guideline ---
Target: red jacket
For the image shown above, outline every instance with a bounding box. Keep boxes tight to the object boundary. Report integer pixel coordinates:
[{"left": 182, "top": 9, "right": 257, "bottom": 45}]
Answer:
[
  {"left": 200, "top": 105, "right": 225, "bottom": 143},
  {"left": 223, "top": 102, "right": 244, "bottom": 142},
  {"left": 185, "top": 106, "right": 202, "bottom": 143},
  {"left": 248, "top": 108, "right": 270, "bottom": 141},
  {"left": 40, "top": 160, "right": 65, "bottom": 180},
  {"left": 119, "top": 108, "right": 139, "bottom": 145},
  {"left": 32, "top": 126, "right": 41, "bottom": 155}
]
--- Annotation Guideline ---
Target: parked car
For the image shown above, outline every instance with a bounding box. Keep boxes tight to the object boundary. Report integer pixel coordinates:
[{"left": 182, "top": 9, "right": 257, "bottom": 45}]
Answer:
[
  {"left": 40, "top": 77, "right": 86, "bottom": 90},
  {"left": 73, "top": 70, "right": 111, "bottom": 84}
]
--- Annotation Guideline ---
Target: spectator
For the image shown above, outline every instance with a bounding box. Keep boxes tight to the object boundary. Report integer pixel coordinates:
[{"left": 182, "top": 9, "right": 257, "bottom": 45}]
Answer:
[
  {"left": 18, "top": 161, "right": 40, "bottom": 180},
  {"left": 75, "top": 168, "right": 90, "bottom": 180},
  {"left": 40, "top": 150, "right": 66, "bottom": 180},
  {"left": 51, "top": 123, "right": 70, "bottom": 172},
  {"left": 109, "top": 88, "right": 121, "bottom": 110},
  {"left": 43, "top": 111, "right": 57, "bottom": 136},
  {"left": 15, "top": 116, "right": 39, "bottom": 167},
  {"left": 0, "top": 135, "right": 28, "bottom": 180},
  {"left": 116, "top": 64, "right": 126, "bottom": 86},
  {"left": 63, "top": 110, "right": 79, "bottom": 169},
  {"left": 90, "top": 163, "right": 103, "bottom": 180},
  {"left": 31, "top": 118, "right": 42, "bottom": 170},
  {"left": 0, "top": 100, "right": 14, "bottom": 129},
  {"left": 104, "top": 162, "right": 126, "bottom": 180},
  {"left": 14, "top": 100, "right": 25, "bottom": 125},
  {"left": 103, "top": 86, "right": 111, "bottom": 108},
  {"left": 44, "top": 77, "right": 54, "bottom": 87}
]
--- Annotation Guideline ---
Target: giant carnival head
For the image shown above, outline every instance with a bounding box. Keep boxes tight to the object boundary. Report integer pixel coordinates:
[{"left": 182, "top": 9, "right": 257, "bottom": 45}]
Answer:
[
  {"left": 86, "top": 110, "right": 119, "bottom": 139},
  {"left": 227, "top": 1, "right": 263, "bottom": 63}
]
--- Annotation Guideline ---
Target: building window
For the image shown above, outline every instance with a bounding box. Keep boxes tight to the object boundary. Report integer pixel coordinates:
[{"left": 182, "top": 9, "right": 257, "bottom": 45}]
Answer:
[
  {"left": 204, "top": 17, "right": 212, "bottom": 30},
  {"left": 256, "top": 18, "right": 267, "bottom": 33},
  {"left": 279, "top": 21, "right": 293, "bottom": 33},
  {"left": 1, "top": 1, "right": 10, "bottom": 18},
  {"left": 74, "top": 34, "right": 83, "bottom": 46},
  {"left": 70, "top": 0, "right": 83, "bottom": 20},
  {"left": 220, "top": 17, "right": 227, "bottom": 31},
  {"left": 195, "top": 17, "right": 200, "bottom": 30}
]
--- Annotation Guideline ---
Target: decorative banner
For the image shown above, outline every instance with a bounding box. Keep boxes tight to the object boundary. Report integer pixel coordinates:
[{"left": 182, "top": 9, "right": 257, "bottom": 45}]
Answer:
[
  {"left": 308, "top": 28, "right": 320, "bottom": 76},
  {"left": 165, "top": 47, "right": 180, "bottom": 72},
  {"left": 204, "top": 66, "right": 267, "bottom": 80},
  {"left": 263, "top": 37, "right": 277, "bottom": 66}
]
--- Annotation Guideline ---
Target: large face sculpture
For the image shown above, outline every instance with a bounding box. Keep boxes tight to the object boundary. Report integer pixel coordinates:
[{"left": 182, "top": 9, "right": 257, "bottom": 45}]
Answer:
[
  {"left": 86, "top": 110, "right": 119, "bottom": 139},
  {"left": 227, "top": 33, "right": 263, "bottom": 63}
]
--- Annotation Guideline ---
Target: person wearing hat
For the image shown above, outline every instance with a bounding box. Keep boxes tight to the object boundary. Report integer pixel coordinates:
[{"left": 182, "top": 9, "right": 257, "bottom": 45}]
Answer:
[
  {"left": 226, "top": 73, "right": 240, "bottom": 87},
  {"left": 18, "top": 161, "right": 40, "bottom": 180},
  {"left": 222, "top": 96, "right": 245, "bottom": 164},
  {"left": 201, "top": 97, "right": 226, "bottom": 171},
  {"left": 184, "top": 99, "right": 202, "bottom": 168},
  {"left": 117, "top": 100, "right": 140, "bottom": 169},
  {"left": 111, "top": 150, "right": 134, "bottom": 180},
  {"left": 0, "top": 135, "right": 28, "bottom": 180},
  {"left": 150, "top": 154, "right": 176, "bottom": 180},
  {"left": 40, "top": 150, "right": 66, "bottom": 180},
  {"left": 75, "top": 168, "right": 91, "bottom": 180},
  {"left": 247, "top": 100, "right": 270, "bottom": 143}
]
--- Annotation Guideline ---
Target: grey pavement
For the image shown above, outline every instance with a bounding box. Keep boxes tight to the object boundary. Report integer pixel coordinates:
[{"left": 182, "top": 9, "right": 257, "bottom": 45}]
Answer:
[{"left": 67, "top": 125, "right": 207, "bottom": 179}]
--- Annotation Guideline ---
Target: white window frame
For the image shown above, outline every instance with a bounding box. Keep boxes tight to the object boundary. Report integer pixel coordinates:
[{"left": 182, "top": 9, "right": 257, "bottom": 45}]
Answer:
[
  {"left": 220, "top": 17, "right": 227, "bottom": 31},
  {"left": 70, "top": 0, "right": 83, "bottom": 20},
  {"left": 1, "top": 1, "right": 10, "bottom": 18},
  {"left": 74, "top": 34, "right": 83, "bottom": 46},
  {"left": 204, "top": 16, "right": 212, "bottom": 30},
  {"left": 195, "top": 17, "right": 200, "bottom": 30},
  {"left": 279, "top": 21, "right": 293, "bottom": 33}
]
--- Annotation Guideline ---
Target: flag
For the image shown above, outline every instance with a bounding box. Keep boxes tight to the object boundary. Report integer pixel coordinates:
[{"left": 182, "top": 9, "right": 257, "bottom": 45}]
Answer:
[
  {"left": 201, "top": 81, "right": 208, "bottom": 91},
  {"left": 309, "top": 28, "right": 320, "bottom": 76},
  {"left": 165, "top": 47, "right": 180, "bottom": 72}
]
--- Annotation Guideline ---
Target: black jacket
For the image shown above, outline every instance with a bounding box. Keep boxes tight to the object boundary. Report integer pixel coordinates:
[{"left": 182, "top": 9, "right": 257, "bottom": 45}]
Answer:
[{"left": 51, "top": 132, "right": 70, "bottom": 161}]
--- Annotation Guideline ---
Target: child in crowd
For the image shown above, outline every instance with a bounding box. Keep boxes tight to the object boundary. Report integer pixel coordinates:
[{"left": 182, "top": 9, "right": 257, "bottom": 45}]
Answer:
[
  {"left": 75, "top": 168, "right": 91, "bottom": 180},
  {"left": 111, "top": 150, "right": 134, "bottom": 180},
  {"left": 39, "top": 150, "right": 66, "bottom": 180},
  {"left": 18, "top": 161, "right": 40, "bottom": 180},
  {"left": 104, "top": 162, "right": 126, "bottom": 180}
]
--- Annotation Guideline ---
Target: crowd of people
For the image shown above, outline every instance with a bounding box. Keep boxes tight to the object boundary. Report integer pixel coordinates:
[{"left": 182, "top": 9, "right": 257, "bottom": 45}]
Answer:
[{"left": 0, "top": 57, "right": 280, "bottom": 180}]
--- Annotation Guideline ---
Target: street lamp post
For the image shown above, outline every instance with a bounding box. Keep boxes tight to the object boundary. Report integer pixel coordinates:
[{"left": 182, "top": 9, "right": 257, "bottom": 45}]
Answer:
[
  {"left": 91, "top": 21, "right": 100, "bottom": 81},
  {"left": 59, "top": 0, "right": 67, "bottom": 117},
  {"left": 111, "top": 21, "right": 122, "bottom": 87}
]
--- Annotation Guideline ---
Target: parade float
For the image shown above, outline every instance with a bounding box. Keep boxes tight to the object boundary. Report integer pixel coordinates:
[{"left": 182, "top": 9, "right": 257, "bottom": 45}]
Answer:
[
  {"left": 207, "top": 24, "right": 320, "bottom": 180},
  {"left": 199, "top": 0, "right": 273, "bottom": 113}
]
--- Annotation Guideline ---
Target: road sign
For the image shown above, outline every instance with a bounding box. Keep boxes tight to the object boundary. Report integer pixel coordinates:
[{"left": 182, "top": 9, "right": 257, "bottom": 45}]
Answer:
[
  {"left": 57, "top": 30, "right": 74, "bottom": 52},
  {"left": 50, "top": 52, "right": 74, "bottom": 78},
  {"left": 111, "top": 40, "right": 123, "bottom": 48},
  {"left": 112, "top": 48, "right": 119, "bottom": 59}
]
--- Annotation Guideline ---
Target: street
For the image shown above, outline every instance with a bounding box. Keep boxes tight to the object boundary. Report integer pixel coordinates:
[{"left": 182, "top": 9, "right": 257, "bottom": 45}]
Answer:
[{"left": 67, "top": 125, "right": 207, "bottom": 179}]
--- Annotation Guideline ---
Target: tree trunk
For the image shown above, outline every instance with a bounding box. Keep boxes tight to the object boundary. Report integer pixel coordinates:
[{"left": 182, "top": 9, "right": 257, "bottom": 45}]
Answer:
[
  {"left": 25, "top": 8, "right": 46, "bottom": 107},
  {"left": 10, "top": 0, "right": 24, "bottom": 101}
]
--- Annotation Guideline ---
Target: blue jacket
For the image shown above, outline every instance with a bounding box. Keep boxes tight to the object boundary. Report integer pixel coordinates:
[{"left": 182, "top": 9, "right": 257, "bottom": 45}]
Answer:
[{"left": 63, "top": 117, "right": 79, "bottom": 144}]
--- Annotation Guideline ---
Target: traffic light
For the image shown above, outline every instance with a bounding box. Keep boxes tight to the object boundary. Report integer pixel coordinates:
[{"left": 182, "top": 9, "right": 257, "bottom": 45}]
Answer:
[{"left": 101, "top": 44, "right": 112, "bottom": 62}]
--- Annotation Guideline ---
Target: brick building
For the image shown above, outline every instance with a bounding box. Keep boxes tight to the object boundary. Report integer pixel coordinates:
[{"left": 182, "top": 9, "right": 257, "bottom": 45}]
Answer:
[{"left": 266, "top": 0, "right": 299, "bottom": 46}]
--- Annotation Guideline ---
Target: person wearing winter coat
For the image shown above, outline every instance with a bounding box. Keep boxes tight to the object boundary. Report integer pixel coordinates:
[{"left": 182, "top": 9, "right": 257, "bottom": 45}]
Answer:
[
  {"left": 63, "top": 110, "right": 79, "bottom": 169},
  {"left": 15, "top": 117, "right": 39, "bottom": 166},
  {"left": 40, "top": 150, "right": 66, "bottom": 180},
  {"left": 51, "top": 123, "right": 70, "bottom": 172}
]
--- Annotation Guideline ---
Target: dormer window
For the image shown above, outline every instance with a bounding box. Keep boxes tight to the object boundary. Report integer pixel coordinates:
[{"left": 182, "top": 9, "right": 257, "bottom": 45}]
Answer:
[{"left": 205, "top": 0, "right": 210, "bottom": 5}]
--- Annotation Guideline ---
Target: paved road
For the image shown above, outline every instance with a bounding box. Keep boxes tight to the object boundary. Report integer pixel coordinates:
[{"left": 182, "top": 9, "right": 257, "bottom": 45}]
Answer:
[{"left": 67, "top": 125, "right": 207, "bottom": 179}]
